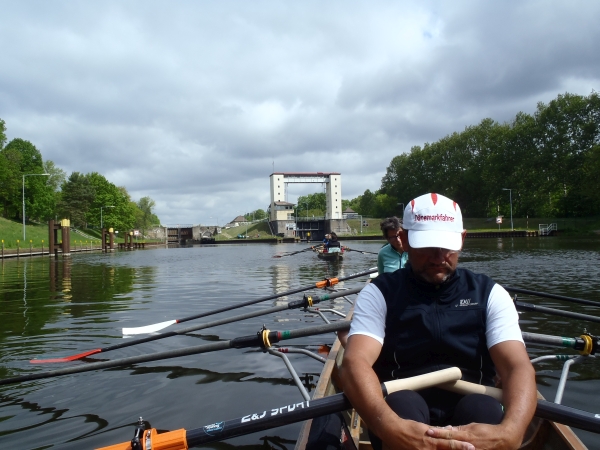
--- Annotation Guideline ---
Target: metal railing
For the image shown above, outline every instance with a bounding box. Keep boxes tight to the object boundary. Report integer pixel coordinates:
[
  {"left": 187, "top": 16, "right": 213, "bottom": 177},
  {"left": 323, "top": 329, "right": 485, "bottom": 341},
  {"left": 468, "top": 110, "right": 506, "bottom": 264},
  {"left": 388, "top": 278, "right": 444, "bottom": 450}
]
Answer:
[{"left": 539, "top": 223, "right": 558, "bottom": 236}]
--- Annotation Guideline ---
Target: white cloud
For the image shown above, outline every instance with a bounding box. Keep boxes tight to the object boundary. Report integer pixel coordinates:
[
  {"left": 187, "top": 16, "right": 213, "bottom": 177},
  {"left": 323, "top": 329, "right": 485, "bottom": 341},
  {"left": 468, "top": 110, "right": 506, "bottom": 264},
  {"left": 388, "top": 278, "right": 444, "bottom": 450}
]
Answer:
[{"left": 1, "top": 0, "right": 599, "bottom": 224}]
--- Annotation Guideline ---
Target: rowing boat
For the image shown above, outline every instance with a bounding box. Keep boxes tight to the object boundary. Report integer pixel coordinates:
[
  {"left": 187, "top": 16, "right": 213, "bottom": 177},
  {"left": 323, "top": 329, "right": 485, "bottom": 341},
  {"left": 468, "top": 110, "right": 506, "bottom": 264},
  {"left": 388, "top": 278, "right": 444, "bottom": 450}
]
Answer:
[
  {"left": 315, "top": 246, "right": 345, "bottom": 261},
  {"left": 295, "top": 321, "right": 588, "bottom": 450}
]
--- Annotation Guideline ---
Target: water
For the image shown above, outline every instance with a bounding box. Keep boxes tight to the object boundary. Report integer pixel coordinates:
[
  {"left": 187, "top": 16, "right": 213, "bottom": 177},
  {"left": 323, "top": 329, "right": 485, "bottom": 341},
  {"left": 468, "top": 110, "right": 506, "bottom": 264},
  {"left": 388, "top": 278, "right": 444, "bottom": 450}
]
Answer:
[{"left": 0, "top": 237, "right": 599, "bottom": 449}]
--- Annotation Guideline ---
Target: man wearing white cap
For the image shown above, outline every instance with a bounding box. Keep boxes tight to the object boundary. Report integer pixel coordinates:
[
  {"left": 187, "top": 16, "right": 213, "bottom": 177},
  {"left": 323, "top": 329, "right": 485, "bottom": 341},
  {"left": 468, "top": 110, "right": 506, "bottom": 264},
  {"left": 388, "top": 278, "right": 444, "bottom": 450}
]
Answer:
[{"left": 339, "top": 193, "right": 536, "bottom": 450}]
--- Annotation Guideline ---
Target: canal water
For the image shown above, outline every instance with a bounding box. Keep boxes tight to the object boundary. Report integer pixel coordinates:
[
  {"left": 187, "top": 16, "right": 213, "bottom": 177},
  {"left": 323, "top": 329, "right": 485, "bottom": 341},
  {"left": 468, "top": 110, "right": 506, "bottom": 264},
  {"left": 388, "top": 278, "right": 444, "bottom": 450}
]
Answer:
[{"left": 1, "top": 237, "right": 600, "bottom": 449}]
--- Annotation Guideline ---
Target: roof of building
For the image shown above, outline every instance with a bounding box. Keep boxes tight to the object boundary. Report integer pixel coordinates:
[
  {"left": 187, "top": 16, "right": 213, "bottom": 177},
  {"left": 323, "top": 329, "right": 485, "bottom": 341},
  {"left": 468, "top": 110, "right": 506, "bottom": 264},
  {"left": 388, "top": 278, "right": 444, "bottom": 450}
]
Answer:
[
  {"left": 274, "top": 201, "right": 295, "bottom": 206},
  {"left": 343, "top": 207, "right": 356, "bottom": 213},
  {"left": 230, "top": 215, "right": 247, "bottom": 223}
]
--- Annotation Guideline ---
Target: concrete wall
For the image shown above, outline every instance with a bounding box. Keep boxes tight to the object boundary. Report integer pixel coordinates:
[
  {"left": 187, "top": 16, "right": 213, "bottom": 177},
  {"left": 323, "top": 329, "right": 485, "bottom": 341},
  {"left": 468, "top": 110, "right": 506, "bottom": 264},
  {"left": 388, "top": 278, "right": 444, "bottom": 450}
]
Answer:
[
  {"left": 147, "top": 226, "right": 167, "bottom": 240},
  {"left": 326, "top": 174, "right": 342, "bottom": 220}
]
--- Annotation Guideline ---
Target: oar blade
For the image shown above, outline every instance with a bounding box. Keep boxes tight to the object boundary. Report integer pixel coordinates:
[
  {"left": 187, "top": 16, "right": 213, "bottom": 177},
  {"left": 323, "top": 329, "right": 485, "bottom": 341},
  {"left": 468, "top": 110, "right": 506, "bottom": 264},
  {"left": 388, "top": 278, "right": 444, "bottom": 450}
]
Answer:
[
  {"left": 123, "top": 320, "right": 177, "bottom": 335},
  {"left": 30, "top": 348, "right": 102, "bottom": 364}
]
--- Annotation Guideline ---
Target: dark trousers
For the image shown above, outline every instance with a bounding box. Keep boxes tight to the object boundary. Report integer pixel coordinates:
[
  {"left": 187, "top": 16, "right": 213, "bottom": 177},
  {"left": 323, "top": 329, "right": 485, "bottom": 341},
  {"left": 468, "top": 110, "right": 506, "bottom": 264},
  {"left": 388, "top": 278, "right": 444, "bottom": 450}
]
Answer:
[{"left": 369, "top": 388, "right": 504, "bottom": 450}]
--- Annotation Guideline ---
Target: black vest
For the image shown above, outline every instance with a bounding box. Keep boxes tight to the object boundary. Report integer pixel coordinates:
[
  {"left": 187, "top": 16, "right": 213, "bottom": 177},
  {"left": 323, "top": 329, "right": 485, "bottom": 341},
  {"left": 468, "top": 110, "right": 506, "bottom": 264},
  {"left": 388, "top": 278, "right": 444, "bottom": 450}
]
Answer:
[{"left": 371, "top": 266, "right": 496, "bottom": 386}]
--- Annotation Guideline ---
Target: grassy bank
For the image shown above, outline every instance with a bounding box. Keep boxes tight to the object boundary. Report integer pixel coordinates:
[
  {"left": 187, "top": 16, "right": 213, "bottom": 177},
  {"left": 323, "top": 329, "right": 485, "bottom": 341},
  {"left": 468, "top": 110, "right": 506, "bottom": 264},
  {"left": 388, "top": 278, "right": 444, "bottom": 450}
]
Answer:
[
  {"left": 2, "top": 215, "right": 598, "bottom": 249},
  {"left": 0, "top": 217, "right": 50, "bottom": 249},
  {"left": 348, "top": 217, "right": 600, "bottom": 236},
  {"left": 215, "top": 221, "right": 275, "bottom": 240},
  {"left": 0, "top": 217, "right": 162, "bottom": 249}
]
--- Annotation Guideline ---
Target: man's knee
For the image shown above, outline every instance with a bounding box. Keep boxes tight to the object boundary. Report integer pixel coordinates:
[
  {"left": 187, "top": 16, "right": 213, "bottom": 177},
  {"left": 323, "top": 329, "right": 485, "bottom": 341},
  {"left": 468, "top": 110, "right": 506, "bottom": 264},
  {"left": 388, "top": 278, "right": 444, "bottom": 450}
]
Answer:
[
  {"left": 386, "top": 390, "right": 430, "bottom": 423},
  {"left": 452, "top": 393, "right": 503, "bottom": 425}
]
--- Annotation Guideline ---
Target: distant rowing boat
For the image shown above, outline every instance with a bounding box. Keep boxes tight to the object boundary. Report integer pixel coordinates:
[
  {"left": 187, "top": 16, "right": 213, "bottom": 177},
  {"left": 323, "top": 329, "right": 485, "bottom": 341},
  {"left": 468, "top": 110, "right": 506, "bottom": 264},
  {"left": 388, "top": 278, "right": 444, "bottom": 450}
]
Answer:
[{"left": 314, "top": 246, "right": 345, "bottom": 261}]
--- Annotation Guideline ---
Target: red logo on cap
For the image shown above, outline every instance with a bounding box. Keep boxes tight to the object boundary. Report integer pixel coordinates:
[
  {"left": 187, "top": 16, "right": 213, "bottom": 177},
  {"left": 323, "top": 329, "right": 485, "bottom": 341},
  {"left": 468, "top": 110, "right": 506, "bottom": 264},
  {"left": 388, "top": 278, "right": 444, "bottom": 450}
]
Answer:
[{"left": 431, "top": 193, "right": 438, "bottom": 205}]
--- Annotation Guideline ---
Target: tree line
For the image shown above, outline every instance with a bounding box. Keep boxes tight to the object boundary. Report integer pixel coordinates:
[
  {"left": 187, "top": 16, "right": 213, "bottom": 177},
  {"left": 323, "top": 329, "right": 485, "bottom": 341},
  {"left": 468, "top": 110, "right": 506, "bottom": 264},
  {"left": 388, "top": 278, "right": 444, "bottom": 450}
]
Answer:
[
  {"left": 350, "top": 91, "right": 600, "bottom": 219},
  {"left": 0, "top": 119, "right": 160, "bottom": 232}
]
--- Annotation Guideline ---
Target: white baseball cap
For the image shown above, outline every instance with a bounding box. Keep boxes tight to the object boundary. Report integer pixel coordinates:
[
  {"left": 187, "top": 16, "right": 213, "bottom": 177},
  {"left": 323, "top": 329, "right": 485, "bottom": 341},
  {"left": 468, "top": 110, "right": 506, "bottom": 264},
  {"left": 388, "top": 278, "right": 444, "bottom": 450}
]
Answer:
[{"left": 402, "top": 193, "right": 464, "bottom": 251}]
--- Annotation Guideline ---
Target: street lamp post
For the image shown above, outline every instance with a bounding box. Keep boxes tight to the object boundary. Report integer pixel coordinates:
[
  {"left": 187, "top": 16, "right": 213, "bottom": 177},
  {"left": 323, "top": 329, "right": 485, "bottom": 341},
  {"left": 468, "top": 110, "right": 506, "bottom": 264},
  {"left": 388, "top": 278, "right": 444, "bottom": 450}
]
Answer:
[
  {"left": 101, "top": 205, "right": 115, "bottom": 229},
  {"left": 23, "top": 173, "right": 50, "bottom": 241},
  {"left": 305, "top": 202, "right": 308, "bottom": 220},
  {"left": 502, "top": 188, "right": 513, "bottom": 231}
]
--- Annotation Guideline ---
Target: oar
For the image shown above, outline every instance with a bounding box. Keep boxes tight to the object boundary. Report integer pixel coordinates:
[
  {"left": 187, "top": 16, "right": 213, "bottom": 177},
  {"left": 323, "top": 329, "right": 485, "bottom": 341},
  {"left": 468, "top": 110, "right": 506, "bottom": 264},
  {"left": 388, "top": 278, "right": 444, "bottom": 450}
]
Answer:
[
  {"left": 505, "top": 286, "right": 600, "bottom": 307},
  {"left": 516, "top": 300, "right": 600, "bottom": 324},
  {"left": 273, "top": 247, "right": 316, "bottom": 258},
  {"left": 123, "top": 268, "right": 377, "bottom": 334},
  {"left": 343, "top": 247, "right": 379, "bottom": 256},
  {"left": 441, "top": 380, "right": 600, "bottom": 434},
  {"left": 30, "top": 288, "right": 362, "bottom": 364},
  {"left": 97, "top": 367, "right": 462, "bottom": 449},
  {"left": 97, "top": 367, "right": 600, "bottom": 450},
  {"left": 523, "top": 331, "right": 598, "bottom": 354},
  {"left": 1, "top": 321, "right": 352, "bottom": 386}
]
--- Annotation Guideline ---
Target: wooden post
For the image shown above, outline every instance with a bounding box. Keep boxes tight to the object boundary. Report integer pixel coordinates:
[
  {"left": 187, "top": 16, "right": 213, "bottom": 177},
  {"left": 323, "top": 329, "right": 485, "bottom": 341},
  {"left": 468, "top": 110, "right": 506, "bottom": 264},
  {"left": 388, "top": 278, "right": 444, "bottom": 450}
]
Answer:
[
  {"left": 109, "top": 228, "right": 114, "bottom": 251},
  {"left": 42, "top": 239, "right": 44, "bottom": 256},
  {"left": 60, "top": 219, "right": 71, "bottom": 257},
  {"left": 49, "top": 219, "right": 56, "bottom": 258},
  {"left": 30, "top": 240, "right": 32, "bottom": 256},
  {"left": 17, "top": 240, "right": 20, "bottom": 258}
]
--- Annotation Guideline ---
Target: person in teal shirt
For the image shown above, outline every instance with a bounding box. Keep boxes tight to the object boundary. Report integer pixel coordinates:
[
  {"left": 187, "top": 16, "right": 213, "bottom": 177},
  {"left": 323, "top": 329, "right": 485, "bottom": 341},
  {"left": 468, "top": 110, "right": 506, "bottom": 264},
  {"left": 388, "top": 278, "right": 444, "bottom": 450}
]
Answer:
[{"left": 377, "top": 216, "right": 408, "bottom": 274}]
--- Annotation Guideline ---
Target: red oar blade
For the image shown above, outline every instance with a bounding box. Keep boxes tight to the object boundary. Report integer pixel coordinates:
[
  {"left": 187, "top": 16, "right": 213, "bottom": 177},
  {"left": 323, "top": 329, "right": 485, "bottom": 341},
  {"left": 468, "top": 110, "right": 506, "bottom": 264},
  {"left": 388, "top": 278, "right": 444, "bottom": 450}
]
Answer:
[{"left": 30, "top": 348, "right": 102, "bottom": 364}]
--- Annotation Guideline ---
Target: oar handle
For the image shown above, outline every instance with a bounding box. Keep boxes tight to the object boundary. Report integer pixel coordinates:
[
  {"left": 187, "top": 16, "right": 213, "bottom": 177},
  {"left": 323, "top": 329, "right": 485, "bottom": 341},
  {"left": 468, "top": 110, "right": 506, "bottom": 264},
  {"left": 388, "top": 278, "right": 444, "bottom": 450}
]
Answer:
[
  {"left": 440, "top": 379, "right": 502, "bottom": 401},
  {"left": 382, "top": 367, "right": 462, "bottom": 395}
]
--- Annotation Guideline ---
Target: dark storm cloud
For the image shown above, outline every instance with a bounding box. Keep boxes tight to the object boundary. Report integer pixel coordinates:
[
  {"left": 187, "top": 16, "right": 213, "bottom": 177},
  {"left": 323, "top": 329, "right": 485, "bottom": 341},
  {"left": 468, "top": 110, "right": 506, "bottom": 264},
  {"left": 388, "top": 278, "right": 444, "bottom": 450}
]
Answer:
[{"left": 1, "top": 0, "right": 598, "bottom": 223}]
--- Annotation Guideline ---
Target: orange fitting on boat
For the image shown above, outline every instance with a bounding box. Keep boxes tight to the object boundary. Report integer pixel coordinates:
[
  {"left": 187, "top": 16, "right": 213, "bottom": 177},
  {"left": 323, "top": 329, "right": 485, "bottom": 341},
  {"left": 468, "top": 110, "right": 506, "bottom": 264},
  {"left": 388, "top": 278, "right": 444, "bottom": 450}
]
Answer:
[
  {"left": 262, "top": 328, "right": 272, "bottom": 348},
  {"left": 144, "top": 428, "right": 188, "bottom": 450},
  {"left": 315, "top": 277, "right": 339, "bottom": 288},
  {"left": 579, "top": 334, "right": 594, "bottom": 356},
  {"left": 95, "top": 428, "right": 188, "bottom": 450}
]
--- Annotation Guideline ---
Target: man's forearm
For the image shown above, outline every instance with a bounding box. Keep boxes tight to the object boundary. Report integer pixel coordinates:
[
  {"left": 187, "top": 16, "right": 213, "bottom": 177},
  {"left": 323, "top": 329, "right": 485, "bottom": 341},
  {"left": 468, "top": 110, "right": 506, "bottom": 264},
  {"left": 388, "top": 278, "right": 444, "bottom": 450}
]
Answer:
[
  {"left": 499, "top": 363, "right": 537, "bottom": 438},
  {"left": 339, "top": 356, "right": 406, "bottom": 442}
]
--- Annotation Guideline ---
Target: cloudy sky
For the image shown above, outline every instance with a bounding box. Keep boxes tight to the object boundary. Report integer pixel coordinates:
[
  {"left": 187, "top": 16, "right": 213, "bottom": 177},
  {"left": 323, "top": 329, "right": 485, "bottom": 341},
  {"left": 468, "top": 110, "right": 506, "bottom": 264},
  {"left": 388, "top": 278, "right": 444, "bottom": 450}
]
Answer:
[{"left": 1, "top": 1, "right": 599, "bottom": 225}]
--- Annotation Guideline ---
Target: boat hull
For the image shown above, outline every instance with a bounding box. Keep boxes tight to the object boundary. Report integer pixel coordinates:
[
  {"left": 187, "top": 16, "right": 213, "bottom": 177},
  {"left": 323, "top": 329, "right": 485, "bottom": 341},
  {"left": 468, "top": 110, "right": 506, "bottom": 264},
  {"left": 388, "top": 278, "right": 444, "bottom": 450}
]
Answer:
[{"left": 315, "top": 249, "right": 344, "bottom": 261}]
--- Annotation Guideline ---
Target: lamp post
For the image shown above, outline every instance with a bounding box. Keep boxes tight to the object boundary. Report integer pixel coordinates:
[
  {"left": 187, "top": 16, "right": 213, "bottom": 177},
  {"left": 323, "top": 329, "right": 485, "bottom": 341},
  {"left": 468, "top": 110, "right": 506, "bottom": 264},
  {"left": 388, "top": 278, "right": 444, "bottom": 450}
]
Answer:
[
  {"left": 22, "top": 173, "right": 50, "bottom": 240},
  {"left": 305, "top": 202, "right": 309, "bottom": 220},
  {"left": 502, "top": 188, "right": 513, "bottom": 231},
  {"left": 101, "top": 205, "right": 115, "bottom": 229}
]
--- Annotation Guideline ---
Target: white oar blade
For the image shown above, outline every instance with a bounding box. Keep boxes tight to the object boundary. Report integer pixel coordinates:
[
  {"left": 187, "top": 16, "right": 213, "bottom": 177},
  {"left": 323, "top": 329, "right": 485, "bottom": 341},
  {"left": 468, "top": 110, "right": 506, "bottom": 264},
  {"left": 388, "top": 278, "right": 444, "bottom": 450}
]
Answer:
[{"left": 122, "top": 320, "right": 177, "bottom": 335}]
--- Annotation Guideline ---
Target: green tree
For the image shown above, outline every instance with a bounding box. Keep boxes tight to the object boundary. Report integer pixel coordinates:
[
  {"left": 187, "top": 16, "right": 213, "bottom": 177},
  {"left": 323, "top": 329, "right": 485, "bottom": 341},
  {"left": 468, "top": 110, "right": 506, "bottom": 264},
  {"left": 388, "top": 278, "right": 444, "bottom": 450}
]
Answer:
[
  {"left": 297, "top": 193, "right": 327, "bottom": 216},
  {"left": 115, "top": 186, "right": 138, "bottom": 232},
  {"left": 59, "top": 172, "right": 96, "bottom": 227},
  {"left": 0, "top": 118, "right": 6, "bottom": 149},
  {"left": 1, "top": 138, "right": 53, "bottom": 222},
  {"left": 135, "top": 196, "right": 159, "bottom": 232},
  {"left": 0, "top": 145, "right": 22, "bottom": 218},
  {"left": 244, "top": 208, "right": 267, "bottom": 221},
  {"left": 379, "top": 91, "right": 600, "bottom": 219},
  {"left": 357, "top": 189, "right": 376, "bottom": 216}
]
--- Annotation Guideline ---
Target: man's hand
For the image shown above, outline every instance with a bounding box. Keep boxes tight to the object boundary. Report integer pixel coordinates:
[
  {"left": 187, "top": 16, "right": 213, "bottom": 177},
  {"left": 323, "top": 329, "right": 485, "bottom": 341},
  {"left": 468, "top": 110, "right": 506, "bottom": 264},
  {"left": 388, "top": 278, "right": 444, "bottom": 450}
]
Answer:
[
  {"left": 426, "top": 423, "right": 521, "bottom": 449},
  {"left": 381, "top": 421, "right": 475, "bottom": 450}
]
